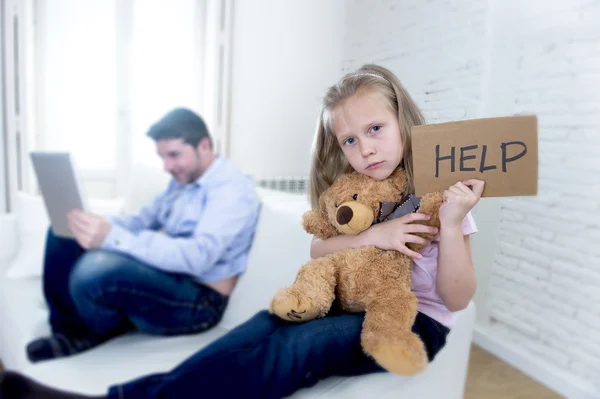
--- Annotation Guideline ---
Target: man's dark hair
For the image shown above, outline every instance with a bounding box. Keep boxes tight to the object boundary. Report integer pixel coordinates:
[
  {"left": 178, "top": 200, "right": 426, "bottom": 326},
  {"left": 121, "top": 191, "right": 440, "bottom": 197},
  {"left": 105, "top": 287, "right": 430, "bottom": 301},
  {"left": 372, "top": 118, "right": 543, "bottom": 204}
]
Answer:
[{"left": 146, "top": 107, "right": 212, "bottom": 149}]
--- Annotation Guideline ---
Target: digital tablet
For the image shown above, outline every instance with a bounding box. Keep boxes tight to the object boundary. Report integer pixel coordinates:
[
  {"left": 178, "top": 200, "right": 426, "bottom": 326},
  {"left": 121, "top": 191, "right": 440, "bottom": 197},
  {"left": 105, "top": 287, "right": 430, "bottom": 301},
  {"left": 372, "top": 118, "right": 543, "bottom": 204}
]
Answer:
[{"left": 30, "top": 152, "right": 89, "bottom": 238}]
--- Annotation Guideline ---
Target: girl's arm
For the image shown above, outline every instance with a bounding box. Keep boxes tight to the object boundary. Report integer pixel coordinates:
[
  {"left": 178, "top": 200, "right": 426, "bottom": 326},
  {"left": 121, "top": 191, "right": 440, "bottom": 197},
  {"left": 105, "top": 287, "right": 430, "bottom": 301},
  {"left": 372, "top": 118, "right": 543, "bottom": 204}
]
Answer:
[
  {"left": 436, "top": 179, "right": 485, "bottom": 312},
  {"left": 437, "top": 228, "right": 476, "bottom": 311},
  {"left": 310, "top": 213, "right": 438, "bottom": 259},
  {"left": 310, "top": 234, "right": 366, "bottom": 259}
]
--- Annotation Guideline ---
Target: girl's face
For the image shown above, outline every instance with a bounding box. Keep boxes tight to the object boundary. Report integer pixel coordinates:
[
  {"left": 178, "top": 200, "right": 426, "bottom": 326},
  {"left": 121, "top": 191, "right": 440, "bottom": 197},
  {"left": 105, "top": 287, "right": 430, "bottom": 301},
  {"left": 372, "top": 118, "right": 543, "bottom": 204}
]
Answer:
[{"left": 333, "top": 90, "right": 403, "bottom": 180}]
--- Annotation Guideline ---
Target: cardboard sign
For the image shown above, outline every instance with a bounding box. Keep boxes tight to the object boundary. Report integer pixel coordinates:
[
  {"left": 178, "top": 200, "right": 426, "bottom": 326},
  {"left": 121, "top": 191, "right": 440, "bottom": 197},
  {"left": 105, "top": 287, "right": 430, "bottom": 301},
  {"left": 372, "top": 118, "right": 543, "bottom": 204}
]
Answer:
[{"left": 411, "top": 115, "right": 538, "bottom": 197}]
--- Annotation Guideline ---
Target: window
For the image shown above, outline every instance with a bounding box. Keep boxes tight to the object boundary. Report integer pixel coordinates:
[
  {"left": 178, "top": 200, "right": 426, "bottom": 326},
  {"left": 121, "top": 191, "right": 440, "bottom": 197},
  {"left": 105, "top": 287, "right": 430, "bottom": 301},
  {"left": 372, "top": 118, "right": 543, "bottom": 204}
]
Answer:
[
  {"left": 130, "top": 0, "right": 204, "bottom": 166},
  {"left": 30, "top": 0, "right": 226, "bottom": 198},
  {"left": 36, "top": 0, "right": 118, "bottom": 171}
]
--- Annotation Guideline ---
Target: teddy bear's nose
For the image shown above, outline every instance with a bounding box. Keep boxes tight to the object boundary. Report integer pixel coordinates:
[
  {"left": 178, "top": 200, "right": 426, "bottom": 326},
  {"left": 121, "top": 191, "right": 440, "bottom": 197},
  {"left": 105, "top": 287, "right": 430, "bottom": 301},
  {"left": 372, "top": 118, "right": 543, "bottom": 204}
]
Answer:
[{"left": 336, "top": 206, "right": 353, "bottom": 225}]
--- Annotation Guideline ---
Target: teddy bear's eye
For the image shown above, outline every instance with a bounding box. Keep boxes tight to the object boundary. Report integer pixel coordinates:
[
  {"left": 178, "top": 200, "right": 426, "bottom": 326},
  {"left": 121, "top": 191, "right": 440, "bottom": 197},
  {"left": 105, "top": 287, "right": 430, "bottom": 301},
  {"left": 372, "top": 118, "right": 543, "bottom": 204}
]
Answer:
[
  {"left": 334, "top": 202, "right": 339, "bottom": 207},
  {"left": 353, "top": 194, "right": 358, "bottom": 200}
]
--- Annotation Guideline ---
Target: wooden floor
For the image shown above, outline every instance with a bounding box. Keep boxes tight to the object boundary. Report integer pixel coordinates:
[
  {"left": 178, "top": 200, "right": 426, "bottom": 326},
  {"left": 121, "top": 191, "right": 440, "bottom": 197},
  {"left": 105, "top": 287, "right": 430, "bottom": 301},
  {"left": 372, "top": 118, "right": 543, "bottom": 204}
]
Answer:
[
  {"left": 0, "top": 346, "right": 563, "bottom": 398},
  {"left": 465, "top": 344, "right": 564, "bottom": 398}
]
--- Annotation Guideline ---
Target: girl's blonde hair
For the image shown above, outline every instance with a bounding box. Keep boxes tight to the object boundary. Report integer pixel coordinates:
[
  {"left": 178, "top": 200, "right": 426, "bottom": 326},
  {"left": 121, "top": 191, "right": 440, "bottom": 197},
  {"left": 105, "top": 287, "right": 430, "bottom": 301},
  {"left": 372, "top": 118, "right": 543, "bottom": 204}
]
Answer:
[{"left": 308, "top": 64, "right": 426, "bottom": 210}]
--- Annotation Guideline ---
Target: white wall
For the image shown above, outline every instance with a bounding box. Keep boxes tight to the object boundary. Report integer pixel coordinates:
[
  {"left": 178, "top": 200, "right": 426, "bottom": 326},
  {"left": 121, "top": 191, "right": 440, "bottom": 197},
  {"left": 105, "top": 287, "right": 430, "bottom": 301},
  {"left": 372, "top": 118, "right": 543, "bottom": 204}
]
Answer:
[
  {"left": 228, "top": 0, "right": 346, "bottom": 178},
  {"left": 343, "top": 0, "right": 599, "bottom": 398}
]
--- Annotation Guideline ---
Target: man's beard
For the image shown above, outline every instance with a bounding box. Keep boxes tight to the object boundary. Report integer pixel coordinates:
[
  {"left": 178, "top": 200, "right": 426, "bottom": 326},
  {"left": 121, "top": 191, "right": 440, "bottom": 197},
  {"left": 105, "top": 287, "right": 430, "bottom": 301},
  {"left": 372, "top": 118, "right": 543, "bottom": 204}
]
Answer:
[{"left": 181, "top": 156, "right": 203, "bottom": 184}]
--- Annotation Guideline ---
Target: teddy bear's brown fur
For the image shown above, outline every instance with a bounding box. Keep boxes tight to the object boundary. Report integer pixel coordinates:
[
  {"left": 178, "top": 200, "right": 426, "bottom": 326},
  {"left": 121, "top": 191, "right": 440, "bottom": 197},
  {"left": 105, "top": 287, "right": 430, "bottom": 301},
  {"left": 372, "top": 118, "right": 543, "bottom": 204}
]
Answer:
[{"left": 270, "top": 168, "right": 442, "bottom": 375}]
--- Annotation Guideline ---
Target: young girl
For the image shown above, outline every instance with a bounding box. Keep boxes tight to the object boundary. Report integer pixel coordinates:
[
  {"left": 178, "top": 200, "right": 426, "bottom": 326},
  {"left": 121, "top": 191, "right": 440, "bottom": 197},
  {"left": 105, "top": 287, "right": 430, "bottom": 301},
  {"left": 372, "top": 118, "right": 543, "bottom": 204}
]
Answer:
[{"left": 0, "top": 64, "right": 484, "bottom": 399}]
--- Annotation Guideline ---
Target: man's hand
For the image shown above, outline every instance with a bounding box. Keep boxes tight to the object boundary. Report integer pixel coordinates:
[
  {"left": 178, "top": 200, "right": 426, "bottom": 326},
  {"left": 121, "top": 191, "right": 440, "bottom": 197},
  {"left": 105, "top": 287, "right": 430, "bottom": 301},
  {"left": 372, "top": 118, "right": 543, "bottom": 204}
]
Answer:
[{"left": 67, "top": 210, "right": 112, "bottom": 250}]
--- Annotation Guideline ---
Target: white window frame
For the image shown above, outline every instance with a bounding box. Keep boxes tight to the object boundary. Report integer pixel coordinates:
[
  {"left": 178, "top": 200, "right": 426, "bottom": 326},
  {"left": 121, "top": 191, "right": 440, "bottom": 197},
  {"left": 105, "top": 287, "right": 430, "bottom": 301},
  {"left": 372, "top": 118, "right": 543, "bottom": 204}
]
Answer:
[
  {"left": 32, "top": 0, "right": 132, "bottom": 199},
  {"left": 2, "top": 0, "right": 35, "bottom": 212},
  {"left": 0, "top": 0, "right": 7, "bottom": 213},
  {"left": 113, "top": 0, "right": 133, "bottom": 196},
  {"left": 202, "top": 0, "right": 234, "bottom": 157}
]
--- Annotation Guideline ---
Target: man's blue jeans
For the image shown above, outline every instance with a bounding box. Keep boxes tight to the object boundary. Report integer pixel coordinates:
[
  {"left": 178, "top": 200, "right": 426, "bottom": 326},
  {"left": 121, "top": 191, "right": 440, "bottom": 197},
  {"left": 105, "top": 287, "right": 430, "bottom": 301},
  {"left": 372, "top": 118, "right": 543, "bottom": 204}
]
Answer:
[
  {"left": 42, "top": 227, "right": 228, "bottom": 343},
  {"left": 108, "top": 308, "right": 449, "bottom": 399}
]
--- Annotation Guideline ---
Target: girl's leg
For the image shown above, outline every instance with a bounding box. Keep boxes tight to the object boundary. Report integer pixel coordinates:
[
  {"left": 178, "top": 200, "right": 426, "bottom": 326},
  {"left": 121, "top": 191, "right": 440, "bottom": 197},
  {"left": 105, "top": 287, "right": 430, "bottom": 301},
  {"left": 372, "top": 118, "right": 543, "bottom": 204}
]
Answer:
[
  {"left": 411, "top": 312, "right": 451, "bottom": 362},
  {"left": 109, "top": 310, "right": 380, "bottom": 399},
  {"left": 112, "top": 311, "right": 451, "bottom": 399}
]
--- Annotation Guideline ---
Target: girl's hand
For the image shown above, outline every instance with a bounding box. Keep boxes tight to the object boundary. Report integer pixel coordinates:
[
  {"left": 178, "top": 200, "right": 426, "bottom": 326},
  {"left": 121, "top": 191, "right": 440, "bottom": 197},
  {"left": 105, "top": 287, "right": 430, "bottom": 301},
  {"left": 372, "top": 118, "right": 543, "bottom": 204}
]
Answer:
[
  {"left": 439, "top": 179, "right": 485, "bottom": 229},
  {"left": 362, "top": 213, "right": 439, "bottom": 259}
]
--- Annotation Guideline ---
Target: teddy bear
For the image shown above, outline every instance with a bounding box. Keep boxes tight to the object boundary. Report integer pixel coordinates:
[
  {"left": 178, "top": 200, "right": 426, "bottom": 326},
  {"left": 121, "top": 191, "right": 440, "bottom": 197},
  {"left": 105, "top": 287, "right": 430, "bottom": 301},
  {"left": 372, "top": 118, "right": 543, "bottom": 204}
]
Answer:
[{"left": 269, "top": 167, "right": 443, "bottom": 375}]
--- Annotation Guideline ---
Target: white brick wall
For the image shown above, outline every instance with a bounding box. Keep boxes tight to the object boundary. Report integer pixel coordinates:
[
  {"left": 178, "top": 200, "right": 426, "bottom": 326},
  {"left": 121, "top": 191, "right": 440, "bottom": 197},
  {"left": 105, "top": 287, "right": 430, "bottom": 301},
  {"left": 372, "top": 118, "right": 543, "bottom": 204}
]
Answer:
[
  {"left": 343, "top": 0, "right": 488, "bottom": 123},
  {"left": 344, "top": 0, "right": 599, "bottom": 396},
  {"left": 491, "top": 0, "right": 600, "bottom": 392}
]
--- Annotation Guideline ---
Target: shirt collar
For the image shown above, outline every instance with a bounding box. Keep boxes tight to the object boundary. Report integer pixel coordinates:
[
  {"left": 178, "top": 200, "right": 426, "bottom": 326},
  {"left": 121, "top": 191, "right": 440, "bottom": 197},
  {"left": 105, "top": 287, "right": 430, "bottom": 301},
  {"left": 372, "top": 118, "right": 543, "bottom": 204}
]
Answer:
[{"left": 191, "top": 154, "right": 224, "bottom": 188}]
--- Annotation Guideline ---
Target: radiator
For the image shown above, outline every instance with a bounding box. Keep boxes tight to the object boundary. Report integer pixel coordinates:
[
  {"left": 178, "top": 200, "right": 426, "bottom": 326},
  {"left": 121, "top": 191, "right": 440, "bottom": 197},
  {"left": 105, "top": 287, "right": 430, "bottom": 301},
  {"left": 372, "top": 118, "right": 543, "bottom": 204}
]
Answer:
[{"left": 255, "top": 176, "right": 309, "bottom": 194}]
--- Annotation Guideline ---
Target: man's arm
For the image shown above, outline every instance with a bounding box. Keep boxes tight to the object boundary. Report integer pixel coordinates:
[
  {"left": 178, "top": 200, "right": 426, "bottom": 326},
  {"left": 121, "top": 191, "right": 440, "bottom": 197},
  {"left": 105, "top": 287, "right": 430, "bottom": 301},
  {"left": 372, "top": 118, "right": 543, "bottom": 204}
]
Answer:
[{"left": 101, "top": 184, "right": 261, "bottom": 276}]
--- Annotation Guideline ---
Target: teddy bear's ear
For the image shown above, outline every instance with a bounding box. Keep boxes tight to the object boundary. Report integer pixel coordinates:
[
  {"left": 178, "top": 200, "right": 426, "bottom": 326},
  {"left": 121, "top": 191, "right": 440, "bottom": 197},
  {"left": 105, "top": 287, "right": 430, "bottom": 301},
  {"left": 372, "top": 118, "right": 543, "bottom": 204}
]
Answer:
[
  {"left": 302, "top": 210, "right": 339, "bottom": 239},
  {"left": 319, "top": 196, "right": 328, "bottom": 212}
]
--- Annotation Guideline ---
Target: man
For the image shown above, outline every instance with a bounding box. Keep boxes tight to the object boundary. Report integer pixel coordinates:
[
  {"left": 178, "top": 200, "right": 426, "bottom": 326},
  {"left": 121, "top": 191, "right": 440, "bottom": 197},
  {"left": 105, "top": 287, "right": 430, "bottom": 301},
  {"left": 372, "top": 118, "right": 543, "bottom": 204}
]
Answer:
[{"left": 26, "top": 108, "right": 261, "bottom": 363}]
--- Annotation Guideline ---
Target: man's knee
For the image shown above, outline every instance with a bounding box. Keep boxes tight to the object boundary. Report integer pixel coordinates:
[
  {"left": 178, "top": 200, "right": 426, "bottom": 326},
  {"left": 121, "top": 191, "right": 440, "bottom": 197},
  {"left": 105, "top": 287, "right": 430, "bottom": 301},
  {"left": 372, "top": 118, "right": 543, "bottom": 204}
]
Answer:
[{"left": 68, "top": 251, "right": 128, "bottom": 299}]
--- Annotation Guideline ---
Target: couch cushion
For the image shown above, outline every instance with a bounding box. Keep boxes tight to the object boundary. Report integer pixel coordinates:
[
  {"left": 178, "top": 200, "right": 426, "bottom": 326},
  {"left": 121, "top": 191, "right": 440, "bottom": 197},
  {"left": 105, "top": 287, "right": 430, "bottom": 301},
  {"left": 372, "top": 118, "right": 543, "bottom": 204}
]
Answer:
[
  {"left": 5, "top": 192, "right": 126, "bottom": 279},
  {"left": 1, "top": 187, "right": 314, "bottom": 372},
  {"left": 0, "top": 213, "right": 18, "bottom": 270},
  {"left": 5, "top": 192, "right": 49, "bottom": 279},
  {"left": 219, "top": 189, "right": 312, "bottom": 330},
  {"left": 0, "top": 273, "right": 49, "bottom": 371},
  {"left": 12, "top": 188, "right": 313, "bottom": 394}
]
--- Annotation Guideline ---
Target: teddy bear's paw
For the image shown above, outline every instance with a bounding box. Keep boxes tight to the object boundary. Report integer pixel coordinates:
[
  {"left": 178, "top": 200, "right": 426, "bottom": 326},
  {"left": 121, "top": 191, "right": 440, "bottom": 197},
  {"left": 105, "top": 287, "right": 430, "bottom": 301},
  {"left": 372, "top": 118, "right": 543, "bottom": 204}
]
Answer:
[
  {"left": 371, "top": 333, "right": 428, "bottom": 375},
  {"left": 270, "top": 288, "right": 321, "bottom": 323}
]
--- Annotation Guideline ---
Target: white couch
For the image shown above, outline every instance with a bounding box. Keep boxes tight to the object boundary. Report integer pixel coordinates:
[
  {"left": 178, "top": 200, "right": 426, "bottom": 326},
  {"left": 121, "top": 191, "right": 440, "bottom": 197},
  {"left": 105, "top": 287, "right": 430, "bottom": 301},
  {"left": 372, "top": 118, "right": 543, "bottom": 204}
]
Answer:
[{"left": 0, "top": 167, "right": 476, "bottom": 398}]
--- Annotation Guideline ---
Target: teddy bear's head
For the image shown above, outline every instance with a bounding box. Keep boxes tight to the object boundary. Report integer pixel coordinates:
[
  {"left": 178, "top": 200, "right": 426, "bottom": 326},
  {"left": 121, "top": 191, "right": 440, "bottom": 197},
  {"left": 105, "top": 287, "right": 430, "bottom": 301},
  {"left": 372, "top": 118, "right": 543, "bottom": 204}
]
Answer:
[{"left": 303, "top": 168, "right": 410, "bottom": 239}]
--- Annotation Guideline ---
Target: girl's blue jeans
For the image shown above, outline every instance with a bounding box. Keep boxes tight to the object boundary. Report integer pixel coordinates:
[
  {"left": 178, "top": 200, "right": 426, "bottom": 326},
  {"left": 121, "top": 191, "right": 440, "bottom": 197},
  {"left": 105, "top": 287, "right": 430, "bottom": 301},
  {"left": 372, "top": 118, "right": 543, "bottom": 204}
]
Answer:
[{"left": 108, "top": 305, "right": 450, "bottom": 399}]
